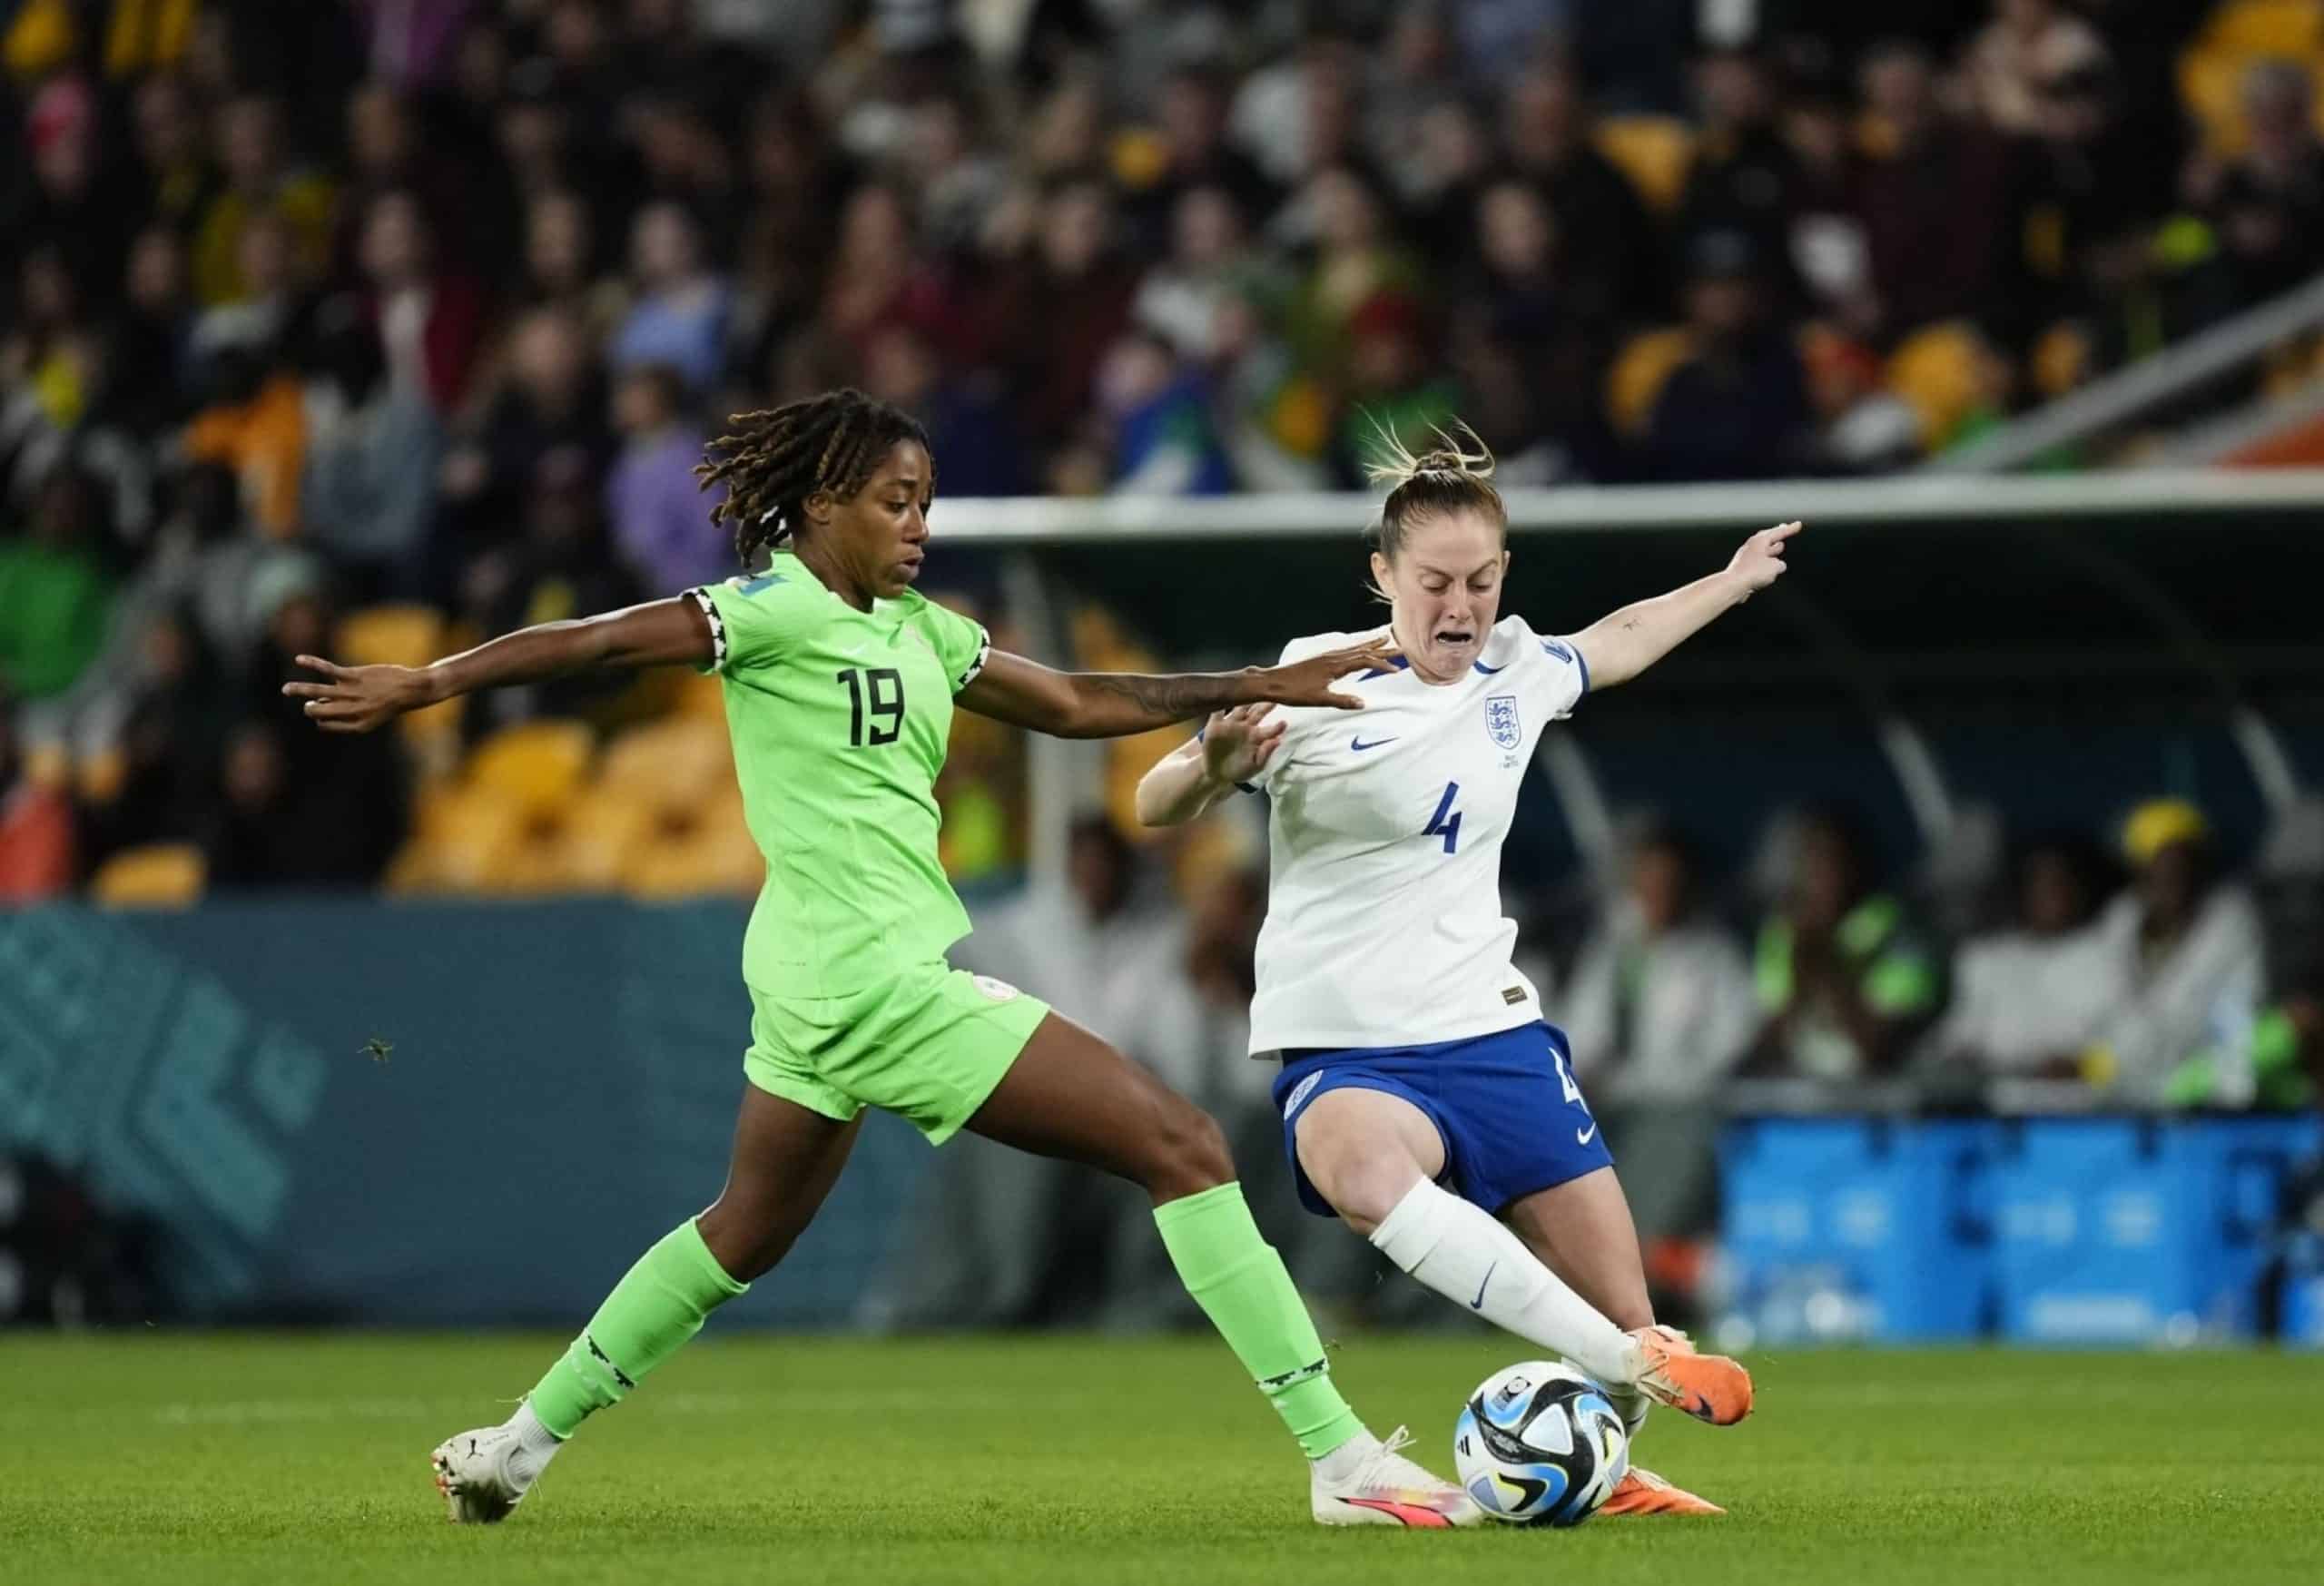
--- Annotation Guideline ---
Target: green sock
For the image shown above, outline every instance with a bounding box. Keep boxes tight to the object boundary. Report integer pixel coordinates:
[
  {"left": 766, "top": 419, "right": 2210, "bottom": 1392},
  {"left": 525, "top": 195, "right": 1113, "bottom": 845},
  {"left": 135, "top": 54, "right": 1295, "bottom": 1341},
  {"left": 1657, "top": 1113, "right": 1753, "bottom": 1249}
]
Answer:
[
  {"left": 526, "top": 1219, "right": 749, "bottom": 1439},
  {"left": 1153, "top": 1182, "right": 1365, "bottom": 1460}
]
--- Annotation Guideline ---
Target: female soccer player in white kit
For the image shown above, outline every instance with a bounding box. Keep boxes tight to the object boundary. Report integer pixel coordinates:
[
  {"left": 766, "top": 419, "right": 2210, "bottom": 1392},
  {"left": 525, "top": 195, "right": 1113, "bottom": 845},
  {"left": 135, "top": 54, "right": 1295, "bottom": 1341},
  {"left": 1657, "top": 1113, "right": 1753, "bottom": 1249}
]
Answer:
[{"left": 1138, "top": 432, "right": 1797, "bottom": 1516}]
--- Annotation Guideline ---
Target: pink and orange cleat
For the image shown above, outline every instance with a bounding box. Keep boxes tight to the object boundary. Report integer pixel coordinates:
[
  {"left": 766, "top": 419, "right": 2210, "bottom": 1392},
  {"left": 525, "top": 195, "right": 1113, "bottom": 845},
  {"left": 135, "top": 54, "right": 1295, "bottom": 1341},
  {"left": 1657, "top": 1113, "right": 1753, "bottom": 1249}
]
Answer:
[
  {"left": 1311, "top": 1426, "right": 1482, "bottom": 1528},
  {"left": 1600, "top": 1465, "right": 1728, "bottom": 1517},
  {"left": 1629, "top": 1325, "right": 1754, "bottom": 1426}
]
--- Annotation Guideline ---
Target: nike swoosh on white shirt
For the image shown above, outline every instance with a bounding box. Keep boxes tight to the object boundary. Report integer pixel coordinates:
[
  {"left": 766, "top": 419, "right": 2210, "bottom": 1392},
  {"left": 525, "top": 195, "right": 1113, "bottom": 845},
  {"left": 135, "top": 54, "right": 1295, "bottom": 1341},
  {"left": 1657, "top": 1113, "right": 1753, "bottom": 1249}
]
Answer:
[{"left": 1575, "top": 1123, "right": 1599, "bottom": 1147}]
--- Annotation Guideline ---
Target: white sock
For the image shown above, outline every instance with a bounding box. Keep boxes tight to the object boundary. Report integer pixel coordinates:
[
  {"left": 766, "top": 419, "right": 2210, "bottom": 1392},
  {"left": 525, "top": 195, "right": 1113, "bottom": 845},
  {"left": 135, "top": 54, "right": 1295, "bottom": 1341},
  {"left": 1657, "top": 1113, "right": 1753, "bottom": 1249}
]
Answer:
[
  {"left": 507, "top": 1399, "right": 565, "bottom": 1486},
  {"left": 1310, "top": 1427, "right": 1380, "bottom": 1480},
  {"left": 1592, "top": 1373, "right": 1651, "bottom": 1437},
  {"left": 1368, "top": 1179, "right": 1638, "bottom": 1387}
]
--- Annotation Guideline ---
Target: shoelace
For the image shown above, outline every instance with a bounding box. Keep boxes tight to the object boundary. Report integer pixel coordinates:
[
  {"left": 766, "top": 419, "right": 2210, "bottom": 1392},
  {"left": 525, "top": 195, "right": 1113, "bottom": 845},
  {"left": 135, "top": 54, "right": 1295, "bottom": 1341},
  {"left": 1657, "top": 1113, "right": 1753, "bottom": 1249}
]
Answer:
[{"left": 1362, "top": 1425, "right": 1438, "bottom": 1490}]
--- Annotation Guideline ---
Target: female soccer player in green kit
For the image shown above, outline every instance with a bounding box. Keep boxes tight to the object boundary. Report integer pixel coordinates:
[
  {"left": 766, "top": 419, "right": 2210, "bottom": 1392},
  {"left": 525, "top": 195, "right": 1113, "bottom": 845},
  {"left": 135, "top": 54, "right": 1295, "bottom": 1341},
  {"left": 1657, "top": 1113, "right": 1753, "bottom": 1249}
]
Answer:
[{"left": 285, "top": 389, "right": 1477, "bottom": 1529}]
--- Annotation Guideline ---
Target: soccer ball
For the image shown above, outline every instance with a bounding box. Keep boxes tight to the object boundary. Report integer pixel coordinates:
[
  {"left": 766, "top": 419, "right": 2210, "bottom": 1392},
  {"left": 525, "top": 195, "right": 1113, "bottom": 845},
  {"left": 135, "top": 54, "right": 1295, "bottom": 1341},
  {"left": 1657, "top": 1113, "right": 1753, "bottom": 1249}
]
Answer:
[{"left": 1452, "top": 1361, "right": 1630, "bottom": 1526}]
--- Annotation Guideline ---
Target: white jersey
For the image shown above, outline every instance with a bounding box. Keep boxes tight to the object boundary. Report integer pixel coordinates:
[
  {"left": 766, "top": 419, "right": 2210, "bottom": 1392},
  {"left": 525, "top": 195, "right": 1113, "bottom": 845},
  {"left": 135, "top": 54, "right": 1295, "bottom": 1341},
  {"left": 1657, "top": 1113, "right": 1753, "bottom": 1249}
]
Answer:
[{"left": 1241, "top": 616, "right": 1589, "bottom": 1053}]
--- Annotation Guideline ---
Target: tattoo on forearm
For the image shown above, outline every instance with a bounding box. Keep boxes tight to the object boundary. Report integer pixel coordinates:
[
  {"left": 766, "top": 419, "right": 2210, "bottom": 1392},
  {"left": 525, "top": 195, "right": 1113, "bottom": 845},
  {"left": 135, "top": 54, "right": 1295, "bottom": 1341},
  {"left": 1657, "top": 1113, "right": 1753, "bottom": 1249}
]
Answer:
[{"left": 1082, "top": 671, "right": 1242, "bottom": 724}]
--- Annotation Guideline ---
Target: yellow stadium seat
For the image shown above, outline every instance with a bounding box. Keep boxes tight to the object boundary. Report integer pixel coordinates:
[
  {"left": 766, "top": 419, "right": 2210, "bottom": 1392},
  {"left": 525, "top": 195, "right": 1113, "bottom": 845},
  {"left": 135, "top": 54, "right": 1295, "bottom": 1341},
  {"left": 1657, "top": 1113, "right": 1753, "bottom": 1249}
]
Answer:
[
  {"left": 621, "top": 793, "right": 763, "bottom": 900},
  {"left": 22, "top": 740, "right": 69, "bottom": 790},
  {"left": 465, "top": 719, "right": 596, "bottom": 818},
  {"left": 105, "top": 0, "right": 197, "bottom": 77},
  {"left": 1605, "top": 328, "right": 1694, "bottom": 438},
  {"left": 938, "top": 777, "right": 1013, "bottom": 882},
  {"left": 479, "top": 789, "right": 615, "bottom": 896},
  {"left": 75, "top": 746, "right": 127, "bottom": 805},
  {"left": 4, "top": 0, "right": 79, "bottom": 81},
  {"left": 2174, "top": 49, "right": 2324, "bottom": 158},
  {"left": 1886, "top": 322, "right": 1996, "bottom": 452},
  {"left": 1072, "top": 603, "right": 1155, "bottom": 674},
  {"left": 598, "top": 716, "right": 733, "bottom": 815},
  {"left": 335, "top": 605, "right": 445, "bottom": 668},
  {"left": 2031, "top": 321, "right": 2093, "bottom": 399},
  {"left": 674, "top": 669, "right": 727, "bottom": 718},
  {"left": 395, "top": 696, "right": 467, "bottom": 776},
  {"left": 2178, "top": 0, "right": 2324, "bottom": 158},
  {"left": 2203, "top": 0, "right": 2324, "bottom": 58},
  {"left": 1595, "top": 116, "right": 1696, "bottom": 215},
  {"left": 382, "top": 837, "right": 438, "bottom": 893},
  {"left": 91, "top": 843, "right": 205, "bottom": 908},
  {"left": 556, "top": 788, "right": 657, "bottom": 892},
  {"left": 389, "top": 787, "right": 524, "bottom": 893}
]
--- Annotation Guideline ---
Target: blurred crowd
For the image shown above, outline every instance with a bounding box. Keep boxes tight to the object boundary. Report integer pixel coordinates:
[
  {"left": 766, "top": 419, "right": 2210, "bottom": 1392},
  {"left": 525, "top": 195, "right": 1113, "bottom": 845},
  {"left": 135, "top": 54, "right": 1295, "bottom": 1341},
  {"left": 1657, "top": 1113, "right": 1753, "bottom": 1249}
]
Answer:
[{"left": 4, "top": 0, "right": 2324, "bottom": 902}]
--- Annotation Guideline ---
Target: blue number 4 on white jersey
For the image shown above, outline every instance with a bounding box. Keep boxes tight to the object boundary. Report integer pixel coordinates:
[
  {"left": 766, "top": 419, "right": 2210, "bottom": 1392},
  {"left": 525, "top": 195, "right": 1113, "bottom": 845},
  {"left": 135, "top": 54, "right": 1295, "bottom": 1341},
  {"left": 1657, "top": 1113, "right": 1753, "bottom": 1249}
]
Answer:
[{"left": 1237, "top": 616, "right": 1591, "bottom": 1054}]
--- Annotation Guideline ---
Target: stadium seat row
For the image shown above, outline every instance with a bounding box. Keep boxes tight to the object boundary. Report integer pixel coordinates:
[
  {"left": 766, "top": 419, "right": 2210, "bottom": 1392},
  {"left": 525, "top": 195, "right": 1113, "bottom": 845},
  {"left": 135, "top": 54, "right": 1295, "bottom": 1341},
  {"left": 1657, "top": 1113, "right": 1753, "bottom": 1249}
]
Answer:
[{"left": 1719, "top": 1114, "right": 2323, "bottom": 1346}]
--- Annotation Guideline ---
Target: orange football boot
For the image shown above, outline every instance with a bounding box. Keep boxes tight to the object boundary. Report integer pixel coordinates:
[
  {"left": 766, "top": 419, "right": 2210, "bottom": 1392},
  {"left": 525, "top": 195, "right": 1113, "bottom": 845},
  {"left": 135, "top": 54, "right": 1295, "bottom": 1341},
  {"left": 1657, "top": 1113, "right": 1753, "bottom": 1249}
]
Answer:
[
  {"left": 1630, "top": 1325, "right": 1754, "bottom": 1426},
  {"left": 1600, "top": 1466, "right": 1727, "bottom": 1517}
]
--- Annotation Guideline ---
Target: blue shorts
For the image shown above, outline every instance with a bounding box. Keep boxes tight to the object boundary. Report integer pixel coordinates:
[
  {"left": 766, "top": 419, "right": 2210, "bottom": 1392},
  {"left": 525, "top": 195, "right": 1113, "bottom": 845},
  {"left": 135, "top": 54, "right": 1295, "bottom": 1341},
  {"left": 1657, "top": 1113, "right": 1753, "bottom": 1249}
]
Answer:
[{"left": 1271, "top": 1020, "right": 1613, "bottom": 1218}]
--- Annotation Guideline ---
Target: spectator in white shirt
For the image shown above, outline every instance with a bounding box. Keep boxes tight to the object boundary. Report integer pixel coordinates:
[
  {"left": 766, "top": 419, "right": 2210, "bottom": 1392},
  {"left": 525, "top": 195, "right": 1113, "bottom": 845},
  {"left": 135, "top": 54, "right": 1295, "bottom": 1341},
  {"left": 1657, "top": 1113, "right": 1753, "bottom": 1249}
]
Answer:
[
  {"left": 1563, "top": 825, "right": 1758, "bottom": 1103},
  {"left": 1562, "top": 825, "right": 1758, "bottom": 1256},
  {"left": 1931, "top": 835, "right": 2122, "bottom": 1078}
]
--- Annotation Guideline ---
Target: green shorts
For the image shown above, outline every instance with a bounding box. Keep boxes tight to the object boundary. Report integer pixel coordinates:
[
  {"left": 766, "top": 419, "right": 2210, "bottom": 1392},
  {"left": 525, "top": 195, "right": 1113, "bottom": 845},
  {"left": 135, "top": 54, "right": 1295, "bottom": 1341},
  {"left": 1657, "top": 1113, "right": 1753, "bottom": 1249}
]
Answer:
[{"left": 743, "top": 961, "right": 1052, "bottom": 1144}]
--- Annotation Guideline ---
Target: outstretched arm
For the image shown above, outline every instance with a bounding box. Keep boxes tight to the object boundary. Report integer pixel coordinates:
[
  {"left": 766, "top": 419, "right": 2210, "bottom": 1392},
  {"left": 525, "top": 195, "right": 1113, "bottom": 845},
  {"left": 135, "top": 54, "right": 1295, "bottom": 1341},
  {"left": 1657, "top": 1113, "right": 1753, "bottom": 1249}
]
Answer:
[
  {"left": 1569, "top": 521, "right": 1800, "bottom": 690},
  {"left": 958, "top": 637, "right": 1393, "bottom": 739},
  {"left": 282, "top": 596, "right": 714, "bottom": 733}
]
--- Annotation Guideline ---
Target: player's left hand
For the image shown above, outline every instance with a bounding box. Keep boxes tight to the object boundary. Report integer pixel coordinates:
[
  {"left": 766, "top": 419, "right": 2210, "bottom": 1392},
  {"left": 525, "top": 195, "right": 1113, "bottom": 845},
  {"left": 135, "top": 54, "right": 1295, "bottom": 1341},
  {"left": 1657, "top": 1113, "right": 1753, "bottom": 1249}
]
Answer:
[
  {"left": 1728, "top": 520, "right": 1802, "bottom": 596},
  {"left": 1200, "top": 704, "right": 1286, "bottom": 785},
  {"left": 281, "top": 655, "right": 433, "bottom": 733},
  {"left": 1249, "top": 635, "right": 1401, "bottom": 710}
]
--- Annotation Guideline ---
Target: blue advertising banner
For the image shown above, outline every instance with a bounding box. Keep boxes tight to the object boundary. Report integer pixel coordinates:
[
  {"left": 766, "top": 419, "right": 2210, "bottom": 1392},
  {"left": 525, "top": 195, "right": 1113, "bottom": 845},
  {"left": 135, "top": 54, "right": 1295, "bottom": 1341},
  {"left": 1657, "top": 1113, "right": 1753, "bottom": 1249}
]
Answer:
[
  {"left": 1719, "top": 1114, "right": 2322, "bottom": 1345},
  {"left": 0, "top": 902, "right": 931, "bottom": 1325}
]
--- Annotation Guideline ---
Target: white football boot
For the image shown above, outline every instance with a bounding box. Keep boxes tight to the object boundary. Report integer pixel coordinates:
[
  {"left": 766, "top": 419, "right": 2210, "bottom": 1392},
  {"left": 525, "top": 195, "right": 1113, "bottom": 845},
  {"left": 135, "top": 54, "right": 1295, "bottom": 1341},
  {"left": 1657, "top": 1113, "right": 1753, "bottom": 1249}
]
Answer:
[
  {"left": 1311, "top": 1425, "right": 1482, "bottom": 1528},
  {"left": 430, "top": 1421, "right": 541, "bottom": 1523}
]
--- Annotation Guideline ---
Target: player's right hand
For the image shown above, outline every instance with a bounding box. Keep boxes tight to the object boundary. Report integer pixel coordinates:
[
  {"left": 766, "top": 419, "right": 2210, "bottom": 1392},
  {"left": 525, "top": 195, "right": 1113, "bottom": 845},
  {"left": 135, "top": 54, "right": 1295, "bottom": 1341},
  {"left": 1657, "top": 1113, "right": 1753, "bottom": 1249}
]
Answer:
[
  {"left": 1201, "top": 704, "right": 1286, "bottom": 786},
  {"left": 1250, "top": 635, "right": 1401, "bottom": 710},
  {"left": 281, "top": 655, "right": 434, "bottom": 733},
  {"left": 1727, "top": 520, "right": 1801, "bottom": 596}
]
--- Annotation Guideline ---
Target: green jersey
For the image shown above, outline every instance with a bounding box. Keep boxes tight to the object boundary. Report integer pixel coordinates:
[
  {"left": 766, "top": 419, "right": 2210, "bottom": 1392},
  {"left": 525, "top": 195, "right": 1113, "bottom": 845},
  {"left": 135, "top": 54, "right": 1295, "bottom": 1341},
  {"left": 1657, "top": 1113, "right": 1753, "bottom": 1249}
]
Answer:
[{"left": 691, "top": 552, "right": 991, "bottom": 999}]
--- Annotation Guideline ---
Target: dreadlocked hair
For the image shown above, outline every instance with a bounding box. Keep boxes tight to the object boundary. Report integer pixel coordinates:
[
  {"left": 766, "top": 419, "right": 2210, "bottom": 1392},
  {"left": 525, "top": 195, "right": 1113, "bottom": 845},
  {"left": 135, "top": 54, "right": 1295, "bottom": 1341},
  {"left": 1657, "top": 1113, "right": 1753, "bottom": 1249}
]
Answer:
[
  {"left": 694, "top": 388, "right": 933, "bottom": 566},
  {"left": 1362, "top": 418, "right": 1504, "bottom": 602}
]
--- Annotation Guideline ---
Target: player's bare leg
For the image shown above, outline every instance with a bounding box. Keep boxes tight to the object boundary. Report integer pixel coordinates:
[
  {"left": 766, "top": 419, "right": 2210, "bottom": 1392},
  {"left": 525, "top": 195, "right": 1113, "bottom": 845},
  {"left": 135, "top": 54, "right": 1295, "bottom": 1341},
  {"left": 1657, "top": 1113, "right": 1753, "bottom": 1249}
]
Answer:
[
  {"left": 1502, "top": 1170, "right": 1751, "bottom": 1426},
  {"left": 1292, "top": 1088, "right": 1448, "bottom": 1236},
  {"left": 1503, "top": 1170, "right": 1744, "bottom": 1515},
  {"left": 1298, "top": 1089, "right": 1645, "bottom": 1388},
  {"left": 694, "top": 1094, "right": 865, "bottom": 1281},
  {"left": 1498, "top": 1167, "right": 1653, "bottom": 1327},
  {"left": 967, "top": 1012, "right": 1475, "bottom": 1527},
  {"left": 431, "top": 1090, "right": 860, "bottom": 1522}
]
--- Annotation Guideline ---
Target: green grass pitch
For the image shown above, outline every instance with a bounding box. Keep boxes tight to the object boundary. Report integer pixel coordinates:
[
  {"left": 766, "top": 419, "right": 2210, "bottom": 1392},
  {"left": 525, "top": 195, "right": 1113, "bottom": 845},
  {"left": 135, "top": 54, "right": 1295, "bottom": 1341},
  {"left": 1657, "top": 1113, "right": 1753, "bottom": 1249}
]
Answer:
[{"left": 2, "top": 1334, "right": 2318, "bottom": 1584}]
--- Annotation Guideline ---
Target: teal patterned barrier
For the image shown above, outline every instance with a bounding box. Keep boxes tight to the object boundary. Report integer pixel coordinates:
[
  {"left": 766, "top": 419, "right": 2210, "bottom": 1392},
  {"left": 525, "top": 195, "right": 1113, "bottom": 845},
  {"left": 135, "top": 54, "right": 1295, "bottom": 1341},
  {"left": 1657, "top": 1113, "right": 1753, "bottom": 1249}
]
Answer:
[{"left": 0, "top": 902, "right": 931, "bottom": 1325}]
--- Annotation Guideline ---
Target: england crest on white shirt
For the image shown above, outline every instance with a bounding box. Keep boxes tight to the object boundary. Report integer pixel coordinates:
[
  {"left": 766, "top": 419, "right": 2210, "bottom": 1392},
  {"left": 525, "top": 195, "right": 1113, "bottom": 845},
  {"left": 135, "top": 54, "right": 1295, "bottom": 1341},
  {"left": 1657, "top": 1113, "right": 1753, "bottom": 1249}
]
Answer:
[{"left": 1486, "top": 694, "right": 1521, "bottom": 750}]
